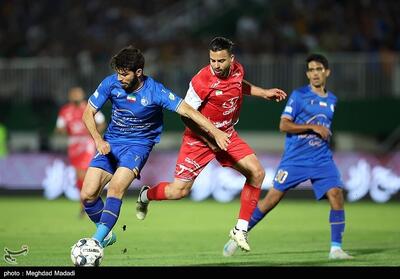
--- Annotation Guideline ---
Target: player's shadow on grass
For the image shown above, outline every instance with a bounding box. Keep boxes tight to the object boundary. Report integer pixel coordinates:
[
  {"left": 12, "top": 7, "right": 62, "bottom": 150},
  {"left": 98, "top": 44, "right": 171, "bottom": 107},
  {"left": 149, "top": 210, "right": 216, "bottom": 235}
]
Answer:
[
  {"left": 269, "top": 249, "right": 326, "bottom": 255},
  {"left": 203, "top": 251, "right": 339, "bottom": 266},
  {"left": 350, "top": 247, "right": 398, "bottom": 256}
]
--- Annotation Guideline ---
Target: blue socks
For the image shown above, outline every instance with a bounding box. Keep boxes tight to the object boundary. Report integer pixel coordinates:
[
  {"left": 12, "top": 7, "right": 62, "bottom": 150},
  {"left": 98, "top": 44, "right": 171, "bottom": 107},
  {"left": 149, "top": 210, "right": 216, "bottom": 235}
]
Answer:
[
  {"left": 248, "top": 207, "right": 267, "bottom": 231},
  {"left": 93, "top": 197, "right": 122, "bottom": 243},
  {"left": 247, "top": 207, "right": 346, "bottom": 250},
  {"left": 83, "top": 197, "right": 104, "bottom": 224},
  {"left": 329, "top": 209, "right": 345, "bottom": 248}
]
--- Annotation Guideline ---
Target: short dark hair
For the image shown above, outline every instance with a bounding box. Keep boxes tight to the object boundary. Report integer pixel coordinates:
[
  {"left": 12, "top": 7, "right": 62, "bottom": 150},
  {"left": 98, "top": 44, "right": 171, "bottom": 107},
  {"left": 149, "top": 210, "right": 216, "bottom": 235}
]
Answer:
[
  {"left": 110, "top": 45, "right": 145, "bottom": 72},
  {"left": 209, "top": 37, "right": 234, "bottom": 54},
  {"left": 306, "top": 53, "right": 329, "bottom": 69}
]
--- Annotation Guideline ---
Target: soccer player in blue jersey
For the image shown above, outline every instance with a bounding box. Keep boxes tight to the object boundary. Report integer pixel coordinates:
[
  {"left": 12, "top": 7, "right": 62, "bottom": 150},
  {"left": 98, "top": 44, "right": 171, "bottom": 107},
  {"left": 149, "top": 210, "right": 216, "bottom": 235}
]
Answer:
[
  {"left": 223, "top": 54, "right": 353, "bottom": 260},
  {"left": 80, "top": 45, "right": 230, "bottom": 249}
]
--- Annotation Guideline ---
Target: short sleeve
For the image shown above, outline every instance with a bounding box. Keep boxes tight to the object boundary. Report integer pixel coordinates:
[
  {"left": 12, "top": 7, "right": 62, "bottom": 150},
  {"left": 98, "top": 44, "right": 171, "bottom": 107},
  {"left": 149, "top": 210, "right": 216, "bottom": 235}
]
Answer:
[
  {"left": 281, "top": 91, "right": 301, "bottom": 120},
  {"left": 155, "top": 82, "right": 183, "bottom": 112},
  {"left": 88, "top": 78, "right": 111, "bottom": 111},
  {"left": 184, "top": 82, "right": 203, "bottom": 110}
]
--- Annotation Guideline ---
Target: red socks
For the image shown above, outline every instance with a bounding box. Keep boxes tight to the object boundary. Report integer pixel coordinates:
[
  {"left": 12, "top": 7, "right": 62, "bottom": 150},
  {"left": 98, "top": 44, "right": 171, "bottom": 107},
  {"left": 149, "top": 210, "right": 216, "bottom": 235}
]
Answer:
[
  {"left": 147, "top": 182, "right": 169, "bottom": 200},
  {"left": 238, "top": 183, "right": 261, "bottom": 221}
]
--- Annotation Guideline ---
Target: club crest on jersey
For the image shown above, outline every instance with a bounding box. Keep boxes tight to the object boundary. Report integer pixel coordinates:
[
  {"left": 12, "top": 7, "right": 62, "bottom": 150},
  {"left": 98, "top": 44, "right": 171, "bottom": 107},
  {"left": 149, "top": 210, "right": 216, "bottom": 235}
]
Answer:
[
  {"left": 215, "top": 90, "right": 223, "bottom": 96},
  {"left": 141, "top": 98, "right": 149, "bottom": 106},
  {"left": 319, "top": 101, "right": 327, "bottom": 107},
  {"left": 127, "top": 94, "right": 136, "bottom": 103},
  {"left": 169, "top": 93, "right": 175, "bottom": 100}
]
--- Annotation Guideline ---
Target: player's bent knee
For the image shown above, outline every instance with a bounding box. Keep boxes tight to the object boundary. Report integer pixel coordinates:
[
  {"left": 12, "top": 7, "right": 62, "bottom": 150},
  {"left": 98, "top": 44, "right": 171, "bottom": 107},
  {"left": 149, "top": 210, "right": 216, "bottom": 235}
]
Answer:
[
  {"left": 250, "top": 167, "right": 265, "bottom": 185},
  {"left": 329, "top": 187, "right": 343, "bottom": 198},
  {"left": 80, "top": 191, "right": 97, "bottom": 203}
]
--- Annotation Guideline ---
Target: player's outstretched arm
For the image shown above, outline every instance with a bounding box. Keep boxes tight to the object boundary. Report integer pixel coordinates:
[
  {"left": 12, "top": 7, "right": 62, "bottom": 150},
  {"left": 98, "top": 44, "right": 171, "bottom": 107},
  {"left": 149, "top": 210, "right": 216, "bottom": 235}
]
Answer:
[
  {"left": 177, "top": 101, "right": 230, "bottom": 151},
  {"left": 243, "top": 80, "right": 287, "bottom": 102},
  {"left": 181, "top": 116, "right": 221, "bottom": 152},
  {"left": 280, "top": 117, "right": 331, "bottom": 140},
  {"left": 82, "top": 104, "right": 111, "bottom": 155}
]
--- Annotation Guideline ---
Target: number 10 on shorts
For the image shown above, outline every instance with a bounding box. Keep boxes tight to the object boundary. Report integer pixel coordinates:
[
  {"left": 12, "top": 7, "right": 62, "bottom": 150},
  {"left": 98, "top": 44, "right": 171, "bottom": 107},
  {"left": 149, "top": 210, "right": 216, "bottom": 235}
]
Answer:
[{"left": 274, "top": 169, "right": 288, "bottom": 184}]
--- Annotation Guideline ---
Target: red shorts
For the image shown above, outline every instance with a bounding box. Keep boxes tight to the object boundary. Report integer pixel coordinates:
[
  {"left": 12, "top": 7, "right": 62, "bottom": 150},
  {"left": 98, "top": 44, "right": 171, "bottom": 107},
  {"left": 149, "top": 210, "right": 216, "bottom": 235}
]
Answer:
[
  {"left": 174, "top": 131, "right": 254, "bottom": 181},
  {"left": 68, "top": 139, "right": 96, "bottom": 170}
]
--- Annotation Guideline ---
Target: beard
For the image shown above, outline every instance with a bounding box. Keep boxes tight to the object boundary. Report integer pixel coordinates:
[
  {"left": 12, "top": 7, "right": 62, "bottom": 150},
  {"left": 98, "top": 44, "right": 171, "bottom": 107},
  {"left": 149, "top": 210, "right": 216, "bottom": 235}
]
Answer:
[
  {"left": 122, "top": 76, "right": 140, "bottom": 92},
  {"left": 214, "top": 65, "right": 230, "bottom": 79}
]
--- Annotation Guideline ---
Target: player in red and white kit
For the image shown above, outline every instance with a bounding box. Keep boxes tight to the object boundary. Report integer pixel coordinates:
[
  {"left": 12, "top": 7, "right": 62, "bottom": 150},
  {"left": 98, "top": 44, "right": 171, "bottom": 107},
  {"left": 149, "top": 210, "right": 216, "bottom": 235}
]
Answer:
[
  {"left": 56, "top": 87, "right": 106, "bottom": 215},
  {"left": 136, "top": 37, "right": 286, "bottom": 252}
]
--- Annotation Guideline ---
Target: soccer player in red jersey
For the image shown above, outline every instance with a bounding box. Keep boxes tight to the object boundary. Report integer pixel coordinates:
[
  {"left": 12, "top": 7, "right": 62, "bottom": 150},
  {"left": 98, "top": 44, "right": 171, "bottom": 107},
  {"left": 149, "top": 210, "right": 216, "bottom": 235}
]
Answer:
[
  {"left": 136, "top": 37, "right": 286, "bottom": 252},
  {"left": 55, "top": 87, "right": 106, "bottom": 215}
]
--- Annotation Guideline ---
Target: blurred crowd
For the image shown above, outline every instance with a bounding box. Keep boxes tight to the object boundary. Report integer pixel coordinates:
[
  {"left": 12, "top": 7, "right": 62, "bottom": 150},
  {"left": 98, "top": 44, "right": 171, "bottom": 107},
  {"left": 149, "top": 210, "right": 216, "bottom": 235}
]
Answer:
[{"left": 1, "top": 0, "right": 399, "bottom": 62}]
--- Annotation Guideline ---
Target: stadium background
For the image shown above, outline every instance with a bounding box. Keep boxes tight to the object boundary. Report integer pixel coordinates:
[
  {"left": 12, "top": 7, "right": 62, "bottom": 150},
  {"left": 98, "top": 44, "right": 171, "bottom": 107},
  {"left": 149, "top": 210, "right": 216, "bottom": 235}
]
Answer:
[{"left": 0, "top": 0, "right": 399, "bottom": 267}]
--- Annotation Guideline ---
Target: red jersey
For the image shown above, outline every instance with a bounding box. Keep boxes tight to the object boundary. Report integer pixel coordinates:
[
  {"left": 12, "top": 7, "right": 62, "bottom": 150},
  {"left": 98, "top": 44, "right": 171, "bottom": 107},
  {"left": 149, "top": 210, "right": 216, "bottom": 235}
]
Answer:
[
  {"left": 56, "top": 102, "right": 105, "bottom": 169},
  {"left": 57, "top": 102, "right": 90, "bottom": 138},
  {"left": 184, "top": 61, "right": 249, "bottom": 138}
]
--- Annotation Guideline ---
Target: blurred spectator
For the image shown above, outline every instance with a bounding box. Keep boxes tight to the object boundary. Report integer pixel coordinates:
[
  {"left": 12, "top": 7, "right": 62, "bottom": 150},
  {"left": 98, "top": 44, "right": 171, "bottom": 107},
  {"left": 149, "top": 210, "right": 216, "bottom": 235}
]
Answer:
[
  {"left": 55, "top": 86, "right": 106, "bottom": 216},
  {"left": 1, "top": 0, "right": 399, "bottom": 60}
]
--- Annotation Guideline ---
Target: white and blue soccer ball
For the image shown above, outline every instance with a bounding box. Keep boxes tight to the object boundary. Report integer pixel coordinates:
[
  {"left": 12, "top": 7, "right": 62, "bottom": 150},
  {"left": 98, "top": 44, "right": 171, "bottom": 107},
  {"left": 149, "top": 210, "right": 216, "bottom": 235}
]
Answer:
[{"left": 70, "top": 238, "right": 103, "bottom": 267}]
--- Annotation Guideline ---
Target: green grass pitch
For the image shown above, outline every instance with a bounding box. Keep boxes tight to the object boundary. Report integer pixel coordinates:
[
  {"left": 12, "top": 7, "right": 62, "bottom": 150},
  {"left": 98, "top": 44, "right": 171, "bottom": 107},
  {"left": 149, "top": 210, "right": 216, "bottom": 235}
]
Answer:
[{"left": 0, "top": 195, "right": 399, "bottom": 266}]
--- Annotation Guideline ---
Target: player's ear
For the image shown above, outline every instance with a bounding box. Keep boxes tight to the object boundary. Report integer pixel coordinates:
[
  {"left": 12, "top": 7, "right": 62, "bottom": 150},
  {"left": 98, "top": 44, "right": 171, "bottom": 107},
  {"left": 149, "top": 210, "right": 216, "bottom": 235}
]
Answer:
[
  {"left": 325, "top": 69, "right": 331, "bottom": 77},
  {"left": 135, "top": 68, "right": 143, "bottom": 77},
  {"left": 306, "top": 70, "right": 311, "bottom": 80},
  {"left": 230, "top": 54, "right": 235, "bottom": 63}
]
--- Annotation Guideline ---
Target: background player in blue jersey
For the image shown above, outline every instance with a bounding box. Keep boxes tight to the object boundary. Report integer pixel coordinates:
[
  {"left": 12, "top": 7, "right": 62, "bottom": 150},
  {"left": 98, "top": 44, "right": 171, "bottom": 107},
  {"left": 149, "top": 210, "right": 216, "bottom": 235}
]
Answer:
[
  {"left": 80, "top": 45, "right": 230, "bottom": 249},
  {"left": 223, "top": 54, "right": 353, "bottom": 260}
]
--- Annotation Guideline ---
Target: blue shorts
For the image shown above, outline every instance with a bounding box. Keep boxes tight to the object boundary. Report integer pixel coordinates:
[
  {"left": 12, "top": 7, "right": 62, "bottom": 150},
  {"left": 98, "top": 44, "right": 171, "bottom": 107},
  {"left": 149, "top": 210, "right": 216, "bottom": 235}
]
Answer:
[
  {"left": 272, "top": 161, "right": 343, "bottom": 200},
  {"left": 89, "top": 142, "right": 153, "bottom": 178}
]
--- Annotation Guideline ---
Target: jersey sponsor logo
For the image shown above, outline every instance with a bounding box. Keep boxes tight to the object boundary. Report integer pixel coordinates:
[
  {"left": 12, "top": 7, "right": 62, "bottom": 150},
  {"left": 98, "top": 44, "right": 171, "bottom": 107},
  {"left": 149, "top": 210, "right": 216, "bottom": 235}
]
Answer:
[
  {"left": 141, "top": 98, "right": 149, "bottom": 106},
  {"left": 305, "top": 114, "right": 329, "bottom": 127},
  {"left": 309, "top": 139, "right": 323, "bottom": 146},
  {"left": 274, "top": 169, "right": 288, "bottom": 184},
  {"left": 222, "top": 97, "right": 239, "bottom": 116},
  {"left": 213, "top": 119, "right": 233, "bottom": 128}
]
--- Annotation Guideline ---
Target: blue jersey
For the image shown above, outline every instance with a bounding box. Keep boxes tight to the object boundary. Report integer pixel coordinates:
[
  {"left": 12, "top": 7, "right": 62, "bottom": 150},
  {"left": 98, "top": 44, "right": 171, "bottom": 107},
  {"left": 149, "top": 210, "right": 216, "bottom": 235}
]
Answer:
[
  {"left": 89, "top": 74, "right": 183, "bottom": 146},
  {"left": 279, "top": 85, "right": 337, "bottom": 167}
]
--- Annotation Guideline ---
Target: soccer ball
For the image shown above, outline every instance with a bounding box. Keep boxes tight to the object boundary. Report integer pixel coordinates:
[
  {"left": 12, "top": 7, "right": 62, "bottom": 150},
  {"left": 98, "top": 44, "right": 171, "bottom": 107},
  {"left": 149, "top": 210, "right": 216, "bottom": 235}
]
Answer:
[{"left": 70, "top": 238, "right": 103, "bottom": 267}]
